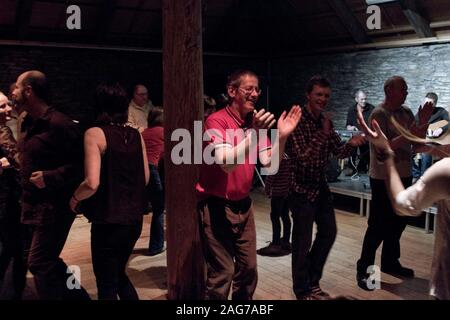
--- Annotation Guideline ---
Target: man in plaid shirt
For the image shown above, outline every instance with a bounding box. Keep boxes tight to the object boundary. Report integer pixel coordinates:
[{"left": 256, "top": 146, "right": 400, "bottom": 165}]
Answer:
[{"left": 286, "top": 75, "right": 365, "bottom": 300}]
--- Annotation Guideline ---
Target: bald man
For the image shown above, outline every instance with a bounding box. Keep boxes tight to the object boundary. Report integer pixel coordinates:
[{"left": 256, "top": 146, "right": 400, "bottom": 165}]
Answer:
[
  {"left": 12, "top": 70, "right": 89, "bottom": 300},
  {"left": 356, "top": 76, "right": 432, "bottom": 291},
  {"left": 346, "top": 90, "right": 374, "bottom": 173}
]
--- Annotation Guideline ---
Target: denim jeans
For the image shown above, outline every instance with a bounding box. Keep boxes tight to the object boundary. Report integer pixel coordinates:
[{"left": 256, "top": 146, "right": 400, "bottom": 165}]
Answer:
[
  {"left": 147, "top": 164, "right": 165, "bottom": 253},
  {"left": 412, "top": 153, "right": 433, "bottom": 179}
]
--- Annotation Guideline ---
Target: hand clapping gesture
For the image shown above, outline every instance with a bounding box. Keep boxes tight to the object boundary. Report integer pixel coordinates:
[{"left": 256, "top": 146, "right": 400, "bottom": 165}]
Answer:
[
  {"left": 253, "top": 109, "right": 276, "bottom": 130},
  {"left": 277, "top": 105, "right": 302, "bottom": 139},
  {"left": 253, "top": 105, "right": 302, "bottom": 139}
]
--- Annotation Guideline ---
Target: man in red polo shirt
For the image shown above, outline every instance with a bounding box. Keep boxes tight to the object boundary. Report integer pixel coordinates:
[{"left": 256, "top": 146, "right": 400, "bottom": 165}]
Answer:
[{"left": 196, "top": 70, "right": 301, "bottom": 300}]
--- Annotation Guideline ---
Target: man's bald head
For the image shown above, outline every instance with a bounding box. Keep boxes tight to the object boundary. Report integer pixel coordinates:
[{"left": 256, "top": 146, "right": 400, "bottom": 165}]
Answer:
[
  {"left": 383, "top": 76, "right": 408, "bottom": 109},
  {"left": 19, "top": 70, "right": 50, "bottom": 103}
]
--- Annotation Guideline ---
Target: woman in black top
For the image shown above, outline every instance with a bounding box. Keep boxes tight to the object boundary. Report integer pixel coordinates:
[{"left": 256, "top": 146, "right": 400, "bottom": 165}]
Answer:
[{"left": 70, "top": 83, "right": 149, "bottom": 300}]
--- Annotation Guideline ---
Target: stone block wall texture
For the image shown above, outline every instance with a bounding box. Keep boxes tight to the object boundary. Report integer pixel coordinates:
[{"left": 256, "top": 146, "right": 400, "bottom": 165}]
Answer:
[
  {"left": 2, "top": 44, "right": 450, "bottom": 130},
  {"left": 270, "top": 44, "right": 450, "bottom": 129}
]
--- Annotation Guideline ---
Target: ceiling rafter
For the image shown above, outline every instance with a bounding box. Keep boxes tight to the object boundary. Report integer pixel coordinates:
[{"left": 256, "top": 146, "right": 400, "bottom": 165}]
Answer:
[
  {"left": 127, "top": 0, "right": 147, "bottom": 34},
  {"left": 15, "top": 0, "right": 34, "bottom": 39},
  {"left": 203, "top": 0, "right": 242, "bottom": 50},
  {"left": 95, "top": 0, "right": 117, "bottom": 42},
  {"left": 327, "top": 0, "right": 371, "bottom": 44},
  {"left": 399, "top": 0, "right": 434, "bottom": 38},
  {"left": 278, "top": 0, "right": 311, "bottom": 47}
]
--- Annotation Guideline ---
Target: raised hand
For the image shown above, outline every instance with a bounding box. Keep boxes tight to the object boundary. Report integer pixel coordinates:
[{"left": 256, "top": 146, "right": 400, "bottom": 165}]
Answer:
[
  {"left": 418, "top": 101, "right": 434, "bottom": 126},
  {"left": 277, "top": 105, "right": 302, "bottom": 139},
  {"left": 253, "top": 109, "right": 276, "bottom": 130}
]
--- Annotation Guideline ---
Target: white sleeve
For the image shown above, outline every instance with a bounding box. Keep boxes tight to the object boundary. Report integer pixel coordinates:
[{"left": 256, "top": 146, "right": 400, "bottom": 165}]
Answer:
[{"left": 395, "top": 158, "right": 450, "bottom": 216}]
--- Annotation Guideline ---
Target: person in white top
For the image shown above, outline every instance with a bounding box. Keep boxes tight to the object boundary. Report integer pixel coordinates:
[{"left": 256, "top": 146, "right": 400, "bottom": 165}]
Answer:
[
  {"left": 127, "top": 84, "right": 154, "bottom": 132},
  {"left": 357, "top": 108, "right": 450, "bottom": 300}
]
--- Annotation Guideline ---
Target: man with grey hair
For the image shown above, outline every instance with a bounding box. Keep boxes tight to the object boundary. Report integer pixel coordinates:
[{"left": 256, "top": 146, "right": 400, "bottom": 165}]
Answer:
[
  {"left": 127, "top": 84, "right": 154, "bottom": 132},
  {"left": 346, "top": 90, "right": 374, "bottom": 173},
  {"left": 356, "top": 76, "right": 433, "bottom": 291}
]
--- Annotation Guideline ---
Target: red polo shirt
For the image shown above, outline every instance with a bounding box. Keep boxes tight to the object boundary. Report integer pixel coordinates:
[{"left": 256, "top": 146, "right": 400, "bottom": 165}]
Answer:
[{"left": 196, "top": 107, "right": 271, "bottom": 201}]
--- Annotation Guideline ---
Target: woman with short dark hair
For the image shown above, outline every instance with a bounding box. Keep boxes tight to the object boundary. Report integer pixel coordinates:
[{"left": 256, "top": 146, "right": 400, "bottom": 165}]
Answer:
[{"left": 70, "top": 82, "right": 149, "bottom": 300}]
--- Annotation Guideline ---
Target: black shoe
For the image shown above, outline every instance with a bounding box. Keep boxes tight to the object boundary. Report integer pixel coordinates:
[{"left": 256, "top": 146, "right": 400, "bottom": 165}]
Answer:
[
  {"left": 147, "top": 246, "right": 166, "bottom": 256},
  {"left": 356, "top": 273, "right": 376, "bottom": 291},
  {"left": 309, "top": 286, "right": 331, "bottom": 300},
  {"left": 280, "top": 239, "right": 292, "bottom": 253},
  {"left": 257, "top": 242, "right": 286, "bottom": 257},
  {"left": 381, "top": 264, "right": 414, "bottom": 278},
  {"left": 297, "top": 287, "right": 331, "bottom": 300}
]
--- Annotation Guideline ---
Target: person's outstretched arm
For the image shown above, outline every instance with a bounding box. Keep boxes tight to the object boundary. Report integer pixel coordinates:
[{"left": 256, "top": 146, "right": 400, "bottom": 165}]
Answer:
[{"left": 357, "top": 108, "right": 450, "bottom": 216}]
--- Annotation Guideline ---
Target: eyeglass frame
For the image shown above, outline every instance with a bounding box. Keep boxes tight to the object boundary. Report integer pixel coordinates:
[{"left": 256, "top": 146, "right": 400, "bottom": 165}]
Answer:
[{"left": 237, "top": 86, "right": 262, "bottom": 96}]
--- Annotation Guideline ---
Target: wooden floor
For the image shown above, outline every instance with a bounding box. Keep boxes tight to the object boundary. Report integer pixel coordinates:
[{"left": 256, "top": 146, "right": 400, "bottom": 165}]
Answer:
[{"left": 23, "top": 190, "right": 435, "bottom": 300}]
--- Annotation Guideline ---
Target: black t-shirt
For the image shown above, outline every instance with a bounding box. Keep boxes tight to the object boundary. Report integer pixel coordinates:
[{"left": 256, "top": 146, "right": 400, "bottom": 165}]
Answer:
[
  {"left": 414, "top": 106, "right": 449, "bottom": 134},
  {"left": 346, "top": 103, "right": 375, "bottom": 128}
]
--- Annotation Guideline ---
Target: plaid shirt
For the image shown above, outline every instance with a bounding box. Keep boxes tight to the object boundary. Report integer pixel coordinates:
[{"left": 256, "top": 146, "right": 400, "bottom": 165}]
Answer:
[
  {"left": 286, "top": 106, "right": 354, "bottom": 202},
  {"left": 264, "top": 157, "right": 291, "bottom": 198}
]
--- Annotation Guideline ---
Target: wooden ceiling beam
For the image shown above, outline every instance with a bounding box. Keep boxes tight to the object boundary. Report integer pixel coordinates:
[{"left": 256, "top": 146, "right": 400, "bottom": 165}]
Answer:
[
  {"left": 204, "top": 0, "right": 241, "bottom": 49},
  {"left": 278, "top": 0, "right": 310, "bottom": 45},
  {"left": 399, "top": 0, "right": 434, "bottom": 38},
  {"left": 327, "top": 0, "right": 371, "bottom": 44},
  {"left": 15, "top": 0, "right": 34, "bottom": 39},
  {"left": 95, "top": 0, "right": 117, "bottom": 42},
  {"left": 127, "top": 0, "right": 148, "bottom": 34}
]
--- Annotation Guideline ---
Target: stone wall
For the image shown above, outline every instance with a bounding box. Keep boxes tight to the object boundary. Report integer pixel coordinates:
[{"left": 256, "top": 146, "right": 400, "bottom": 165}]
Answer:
[
  {"left": 3, "top": 43, "right": 450, "bottom": 130},
  {"left": 270, "top": 44, "right": 450, "bottom": 129}
]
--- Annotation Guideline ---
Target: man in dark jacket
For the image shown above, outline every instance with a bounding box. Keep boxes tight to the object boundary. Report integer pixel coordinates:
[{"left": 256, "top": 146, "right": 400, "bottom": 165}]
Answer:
[{"left": 12, "top": 71, "right": 89, "bottom": 300}]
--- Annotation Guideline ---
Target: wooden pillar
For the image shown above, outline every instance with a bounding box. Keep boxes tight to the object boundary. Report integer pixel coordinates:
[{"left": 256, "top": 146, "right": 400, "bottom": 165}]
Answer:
[{"left": 162, "top": 0, "right": 205, "bottom": 299}]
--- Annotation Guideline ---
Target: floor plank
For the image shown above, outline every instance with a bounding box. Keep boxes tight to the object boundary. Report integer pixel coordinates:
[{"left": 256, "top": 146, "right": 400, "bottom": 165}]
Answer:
[{"left": 22, "top": 190, "right": 435, "bottom": 300}]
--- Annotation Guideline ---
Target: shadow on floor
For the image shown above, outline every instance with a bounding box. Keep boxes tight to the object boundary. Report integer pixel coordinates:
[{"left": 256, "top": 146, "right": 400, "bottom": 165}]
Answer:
[{"left": 380, "top": 276, "right": 431, "bottom": 299}]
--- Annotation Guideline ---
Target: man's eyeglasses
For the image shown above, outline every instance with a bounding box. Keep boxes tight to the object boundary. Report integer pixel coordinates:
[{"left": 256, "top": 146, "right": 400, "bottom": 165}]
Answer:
[{"left": 238, "top": 86, "right": 262, "bottom": 96}]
